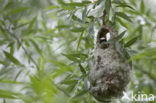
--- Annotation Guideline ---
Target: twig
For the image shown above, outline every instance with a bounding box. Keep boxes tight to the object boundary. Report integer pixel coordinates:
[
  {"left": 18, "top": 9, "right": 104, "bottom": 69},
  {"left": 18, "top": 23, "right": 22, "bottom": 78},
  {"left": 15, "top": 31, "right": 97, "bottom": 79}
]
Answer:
[
  {"left": 102, "top": 9, "right": 106, "bottom": 25},
  {"left": 5, "top": 29, "right": 40, "bottom": 71}
]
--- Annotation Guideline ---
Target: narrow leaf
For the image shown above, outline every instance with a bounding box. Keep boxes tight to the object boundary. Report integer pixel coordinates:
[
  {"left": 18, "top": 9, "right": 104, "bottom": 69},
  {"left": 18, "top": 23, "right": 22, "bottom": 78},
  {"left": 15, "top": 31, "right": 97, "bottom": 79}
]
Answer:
[
  {"left": 28, "top": 17, "right": 37, "bottom": 30},
  {"left": 93, "top": 0, "right": 104, "bottom": 9},
  {"left": 0, "top": 89, "right": 21, "bottom": 99},
  {"left": 73, "top": 90, "right": 88, "bottom": 99},
  {"left": 116, "top": 4, "right": 134, "bottom": 10},
  {"left": 71, "top": 27, "right": 85, "bottom": 33},
  {"left": 124, "top": 36, "right": 138, "bottom": 47},
  {"left": 114, "top": 30, "right": 126, "bottom": 40},
  {"left": 29, "top": 39, "right": 42, "bottom": 56},
  {"left": 105, "top": 0, "right": 111, "bottom": 17},
  {"left": 84, "top": 77, "right": 88, "bottom": 90},
  {"left": 82, "top": 7, "right": 87, "bottom": 24},
  {"left": 116, "top": 17, "right": 128, "bottom": 28},
  {"left": 60, "top": 80, "right": 78, "bottom": 85},
  {"left": 129, "top": 0, "right": 136, "bottom": 7},
  {"left": 79, "top": 64, "right": 86, "bottom": 74},
  {"left": 64, "top": 1, "right": 91, "bottom": 7},
  {"left": 140, "top": 0, "right": 145, "bottom": 13},
  {"left": 45, "top": 5, "right": 59, "bottom": 10},
  {"left": 7, "top": 7, "right": 28, "bottom": 16},
  {"left": 88, "top": 21, "right": 94, "bottom": 34},
  {"left": 3, "top": 51, "right": 22, "bottom": 66},
  {"left": 0, "top": 61, "right": 8, "bottom": 65},
  {"left": 116, "top": 12, "right": 132, "bottom": 22},
  {"left": 115, "top": 42, "right": 124, "bottom": 57},
  {"left": 77, "top": 32, "right": 84, "bottom": 50},
  {"left": 62, "top": 54, "right": 80, "bottom": 63},
  {"left": 72, "top": 15, "right": 82, "bottom": 23}
]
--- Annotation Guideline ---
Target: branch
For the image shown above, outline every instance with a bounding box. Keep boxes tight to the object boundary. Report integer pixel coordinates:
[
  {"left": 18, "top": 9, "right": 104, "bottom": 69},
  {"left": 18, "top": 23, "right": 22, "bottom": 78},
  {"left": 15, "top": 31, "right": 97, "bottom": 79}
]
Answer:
[
  {"left": 102, "top": 9, "right": 106, "bottom": 25},
  {"left": 5, "top": 29, "right": 40, "bottom": 71}
]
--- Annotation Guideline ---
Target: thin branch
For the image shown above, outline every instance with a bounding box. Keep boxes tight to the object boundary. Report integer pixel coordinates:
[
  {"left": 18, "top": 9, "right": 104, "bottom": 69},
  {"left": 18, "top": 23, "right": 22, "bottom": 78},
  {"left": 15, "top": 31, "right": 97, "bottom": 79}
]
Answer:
[
  {"left": 5, "top": 29, "right": 40, "bottom": 71},
  {"left": 102, "top": 9, "right": 106, "bottom": 25}
]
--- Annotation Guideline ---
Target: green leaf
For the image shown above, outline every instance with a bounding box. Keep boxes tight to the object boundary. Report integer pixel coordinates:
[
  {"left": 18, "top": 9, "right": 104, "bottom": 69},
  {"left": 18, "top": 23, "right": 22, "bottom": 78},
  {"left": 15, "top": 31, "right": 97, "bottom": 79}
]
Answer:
[
  {"left": 8, "top": 42, "right": 14, "bottom": 55},
  {"left": 82, "top": 7, "right": 87, "bottom": 24},
  {"left": 7, "top": 7, "right": 28, "bottom": 16},
  {"left": 66, "top": 53, "right": 88, "bottom": 62},
  {"left": 129, "top": 0, "right": 136, "bottom": 7},
  {"left": 140, "top": 0, "right": 145, "bottom": 13},
  {"left": 29, "top": 39, "right": 42, "bottom": 56},
  {"left": 3, "top": 98, "right": 6, "bottom": 103},
  {"left": 45, "top": 5, "right": 59, "bottom": 10},
  {"left": 82, "top": 1, "right": 92, "bottom": 4},
  {"left": 130, "top": 48, "right": 156, "bottom": 60},
  {"left": 114, "top": 41, "right": 124, "bottom": 57},
  {"left": 48, "top": 59, "right": 66, "bottom": 68},
  {"left": 73, "top": 90, "right": 88, "bottom": 99},
  {"left": 112, "top": 12, "right": 116, "bottom": 23},
  {"left": 71, "top": 27, "right": 85, "bottom": 33},
  {"left": 123, "top": 49, "right": 132, "bottom": 68},
  {"left": 56, "top": 25, "right": 71, "bottom": 29},
  {"left": 0, "top": 60, "right": 8, "bottom": 65},
  {"left": 62, "top": 54, "right": 80, "bottom": 63},
  {"left": 116, "top": 12, "right": 132, "bottom": 22},
  {"left": 64, "top": 1, "right": 91, "bottom": 7},
  {"left": 79, "top": 64, "right": 86, "bottom": 74},
  {"left": 115, "top": 3, "right": 134, "bottom": 10},
  {"left": 114, "top": 30, "right": 126, "bottom": 40},
  {"left": 124, "top": 36, "right": 138, "bottom": 47},
  {"left": 0, "top": 27, "right": 9, "bottom": 39},
  {"left": 14, "top": 69, "right": 23, "bottom": 81},
  {"left": 61, "top": 6, "right": 75, "bottom": 10},
  {"left": 0, "top": 80, "right": 25, "bottom": 84},
  {"left": 0, "top": 40, "right": 6, "bottom": 45},
  {"left": 77, "top": 32, "right": 84, "bottom": 50},
  {"left": 93, "top": 0, "right": 104, "bottom": 9},
  {"left": 87, "top": 16, "right": 95, "bottom": 20},
  {"left": 84, "top": 77, "right": 88, "bottom": 90},
  {"left": 88, "top": 21, "right": 94, "bottom": 34},
  {"left": 72, "top": 14, "right": 82, "bottom": 23},
  {"left": 0, "top": 89, "right": 21, "bottom": 99},
  {"left": 113, "top": 0, "right": 121, "bottom": 3},
  {"left": 116, "top": 17, "right": 128, "bottom": 28},
  {"left": 105, "top": 0, "right": 111, "bottom": 17},
  {"left": 60, "top": 1, "right": 91, "bottom": 10},
  {"left": 60, "top": 80, "right": 78, "bottom": 85},
  {"left": 3, "top": 51, "right": 22, "bottom": 66},
  {"left": 28, "top": 17, "right": 37, "bottom": 30}
]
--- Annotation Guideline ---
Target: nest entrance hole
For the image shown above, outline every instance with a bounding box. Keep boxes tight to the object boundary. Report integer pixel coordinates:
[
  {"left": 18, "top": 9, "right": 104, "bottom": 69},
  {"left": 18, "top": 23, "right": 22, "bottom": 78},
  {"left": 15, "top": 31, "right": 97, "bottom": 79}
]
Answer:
[
  {"left": 99, "top": 29, "right": 110, "bottom": 43},
  {"left": 98, "top": 28, "right": 111, "bottom": 49}
]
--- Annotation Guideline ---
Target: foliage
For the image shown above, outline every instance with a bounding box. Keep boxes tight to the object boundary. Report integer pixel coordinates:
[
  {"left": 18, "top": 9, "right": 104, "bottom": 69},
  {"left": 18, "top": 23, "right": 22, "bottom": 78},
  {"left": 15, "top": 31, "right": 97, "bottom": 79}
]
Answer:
[{"left": 0, "top": 0, "right": 156, "bottom": 103}]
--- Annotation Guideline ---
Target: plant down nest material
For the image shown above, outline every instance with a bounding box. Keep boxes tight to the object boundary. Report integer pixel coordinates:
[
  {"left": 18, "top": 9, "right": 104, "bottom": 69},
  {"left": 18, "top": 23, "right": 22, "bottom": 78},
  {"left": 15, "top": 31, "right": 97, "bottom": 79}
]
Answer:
[{"left": 89, "top": 24, "right": 131, "bottom": 102}]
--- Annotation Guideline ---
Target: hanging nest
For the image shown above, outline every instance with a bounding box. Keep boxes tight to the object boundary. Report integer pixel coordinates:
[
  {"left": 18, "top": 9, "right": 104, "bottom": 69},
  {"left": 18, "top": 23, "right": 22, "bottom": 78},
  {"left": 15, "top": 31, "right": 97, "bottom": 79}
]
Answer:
[{"left": 88, "top": 24, "right": 131, "bottom": 102}]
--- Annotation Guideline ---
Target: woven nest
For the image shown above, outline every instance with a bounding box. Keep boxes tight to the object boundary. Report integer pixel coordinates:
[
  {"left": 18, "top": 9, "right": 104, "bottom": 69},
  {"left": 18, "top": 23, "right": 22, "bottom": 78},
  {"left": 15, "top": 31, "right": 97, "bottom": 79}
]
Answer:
[{"left": 89, "top": 25, "right": 131, "bottom": 102}]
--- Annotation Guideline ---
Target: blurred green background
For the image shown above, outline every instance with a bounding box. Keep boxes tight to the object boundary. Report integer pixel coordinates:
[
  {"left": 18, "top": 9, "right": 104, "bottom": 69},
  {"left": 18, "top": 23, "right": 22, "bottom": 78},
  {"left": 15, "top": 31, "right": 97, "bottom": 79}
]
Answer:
[{"left": 0, "top": 0, "right": 156, "bottom": 103}]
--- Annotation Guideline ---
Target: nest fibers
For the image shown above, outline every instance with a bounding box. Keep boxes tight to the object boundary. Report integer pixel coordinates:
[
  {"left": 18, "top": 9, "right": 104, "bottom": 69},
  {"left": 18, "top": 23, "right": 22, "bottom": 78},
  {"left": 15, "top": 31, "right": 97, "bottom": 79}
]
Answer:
[{"left": 89, "top": 25, "right": 131, "bottom": 102}]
